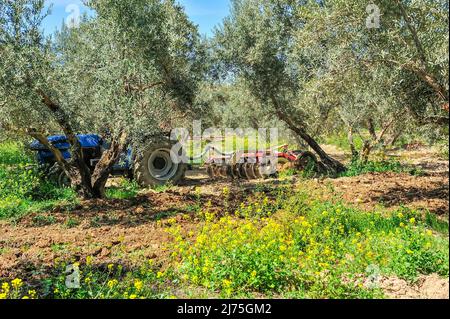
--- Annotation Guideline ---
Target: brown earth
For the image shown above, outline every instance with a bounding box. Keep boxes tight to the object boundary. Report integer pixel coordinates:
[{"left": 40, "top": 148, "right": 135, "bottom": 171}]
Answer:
[
  {"left": 0, "top": 146, "right": 448, "bottom": 298},
  {"left": 379, "top": 274, "right": 449, "bottom": 299},
  {"left": 324, "top": 171, "right": 448, "bottom": 216}
]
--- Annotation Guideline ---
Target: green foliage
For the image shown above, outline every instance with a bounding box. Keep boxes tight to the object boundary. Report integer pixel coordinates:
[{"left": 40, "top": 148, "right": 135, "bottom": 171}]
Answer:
[
  {"left": 0, "top": 261, "right": 171, "bottom": 299},
  {"left": 0, "top": 142, "right": 32, "bottom": 165},
  {"left": 1, "top": 186, "right": 448, "bottom": 299},
  {"left": 32, "top": 214, "right": 56, "bottom": 227},
  {"left": 323, "top": 134, "right": 364, "bottom": 153},
  {"left": 213, "top": 0, "right": 448, "bottom": 157},
  {"left": 340, "top": 160, "right": 403, "bottom": 177},
  {"left": 49, "top": 261, "right": 169, "bottom": 299},
  {"left": 167, "top": 192, "right": 448, "bottom": 298},
  {"left": 64, "top": 218, "right": 80, "bottom": 229},
  {"left": 0, "top": 0, "right": 206, "bottom": 199},
  {"left": 151, "top": 182, "right": 174, "bottom": 193},
  {"left": 106, "top": 179, "right": 140, "bottom": 199},
  {"left": 338, "top": 160, "right": 422, "bottom": 178},
  {"left": 0, "top": 143, "right": 76, "bottom": 219},
  {"left": 436, "top": 139, "right": 449, "bottom": 160}
]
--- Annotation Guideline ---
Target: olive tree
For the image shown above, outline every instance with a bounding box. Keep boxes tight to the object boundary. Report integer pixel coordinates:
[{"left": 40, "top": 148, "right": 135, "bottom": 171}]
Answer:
[
  {"left": 215, "top": 0, "right": 448, "bottom": 168},
  {"left": 292, "top": 0, "right": 448, "bottom": 159},
  {"left": 0, "top": 0, "right": 205, "bottom": 198},
  {"left": 214, "top": 0, "right": 347, "bottom": 173}
]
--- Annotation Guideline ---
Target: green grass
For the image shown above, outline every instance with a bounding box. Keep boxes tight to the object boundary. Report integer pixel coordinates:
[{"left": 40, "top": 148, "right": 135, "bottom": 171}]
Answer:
[
  {"left": 437, "top": 140, "right": 449, "bottom": 160},
  {"left": 0, "top": 142, "right": 76, "bottom": 220},
  {"left": 0, "top": 142, "right": 33, "bottom": 165},
  {"left": 167, "top": 190, "right": 448, "bottom": 298},
  {"left": 0, "top": 142, "right": 448, "bottom": 299},
  {"left": 106, "top": 179, "right": 139, "bottom": 199},
  {"left": 1, "top": 187, "right": 448, "bottom": 299},
  {"left": 339, "top": 159, "right": 423, "bottom": 178},
  {"left": 0, "top": 143, "right": 145, "bottom": 219},
  {"left": 322, "top": 133, "right": 364, "bottom": 153}
]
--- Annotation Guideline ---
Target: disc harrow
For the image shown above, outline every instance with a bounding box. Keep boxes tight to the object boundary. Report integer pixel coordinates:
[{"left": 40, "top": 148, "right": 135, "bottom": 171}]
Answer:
[{"left": 205, "top": 145, "right": 318, "bottom": 180}]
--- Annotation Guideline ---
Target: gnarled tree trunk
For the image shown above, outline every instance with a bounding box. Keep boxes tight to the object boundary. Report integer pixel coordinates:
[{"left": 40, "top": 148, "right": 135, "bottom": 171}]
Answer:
[
  {"left": 34, "top": 89, "right": 129, "bottom": 199},
  {"left": 91, "top": 131, "right": 128, "bottom": 198},
  {"left": 270, "top": 95, "right": 346, "bottom": 174}
]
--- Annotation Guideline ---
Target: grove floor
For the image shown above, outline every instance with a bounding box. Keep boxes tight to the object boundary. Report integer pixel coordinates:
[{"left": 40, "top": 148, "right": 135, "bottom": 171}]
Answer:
[{"left": 0, "top": 146, "right": 448, "bottom": 299}]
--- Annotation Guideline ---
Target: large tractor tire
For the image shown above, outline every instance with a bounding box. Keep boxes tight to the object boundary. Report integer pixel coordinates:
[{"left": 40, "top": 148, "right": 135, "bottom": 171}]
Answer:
[{"left": 133, "top": 139, "right": 187, "bottom": 187}]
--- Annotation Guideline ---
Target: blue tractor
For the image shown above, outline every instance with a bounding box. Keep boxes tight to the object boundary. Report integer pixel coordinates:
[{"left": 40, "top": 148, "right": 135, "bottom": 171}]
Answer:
[{"left": 29, "top": 134, "right": 187, "bottom": 187}]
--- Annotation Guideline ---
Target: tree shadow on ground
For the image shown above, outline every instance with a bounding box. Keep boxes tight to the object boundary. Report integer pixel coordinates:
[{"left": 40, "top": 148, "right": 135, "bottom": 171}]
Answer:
[{"left": 372, "top": 183, "right": 449, "bottom": 215}]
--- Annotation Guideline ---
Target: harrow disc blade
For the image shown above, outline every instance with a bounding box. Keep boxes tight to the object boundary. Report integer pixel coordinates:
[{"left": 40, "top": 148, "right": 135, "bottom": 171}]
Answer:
[
  {"left": 253, "top": 163, "right": 263, "bottom": 179},
  {"left": 231, "top": 164, "right": 239, "bottom": 179},
  {"left": 220, "top": 166, "right": 229, "bottom": 178},
  {"left": 207, "top": 164, "right": 216, "bottom": 179},
  {"left": 238, "top": 164, "right": 247, "bottom": 179},
  {"left": 244, "top": 163, "right": 257, "bottom": 179},
  {"left": 213, "top": 165, "right": 222, "bottom": 178}
]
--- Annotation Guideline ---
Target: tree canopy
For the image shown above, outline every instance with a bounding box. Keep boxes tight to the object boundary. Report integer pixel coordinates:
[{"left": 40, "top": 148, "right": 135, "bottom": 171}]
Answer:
[
  {"left": 213, "top": 0, "right": 448, "bottom": 165},
  {"left": 0, "top": 0, "right": 206, "bottom": 197}
]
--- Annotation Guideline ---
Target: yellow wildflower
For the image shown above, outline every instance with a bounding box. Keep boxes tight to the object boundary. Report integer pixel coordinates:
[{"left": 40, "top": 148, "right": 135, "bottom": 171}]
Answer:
[
  {"left": 2, "top": 282, "right": 10, "bottom": 293},
  {"left": 107, "top": 279, "right": 118, "bottom": 289},
  {"left": 222, "top": 279, "right": 232, "bottom": 288},
  {"left": 11, "top": 279, "right": 23, "bottom": 289},
  {"left": 134, "top": 280, "right": 143, "bottom": 291}
]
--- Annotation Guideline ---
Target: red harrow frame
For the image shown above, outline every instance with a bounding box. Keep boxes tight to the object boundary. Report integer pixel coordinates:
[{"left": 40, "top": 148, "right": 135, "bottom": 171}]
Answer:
[{"left": 205, "top": 145, "right": 318, "bottom": 180}]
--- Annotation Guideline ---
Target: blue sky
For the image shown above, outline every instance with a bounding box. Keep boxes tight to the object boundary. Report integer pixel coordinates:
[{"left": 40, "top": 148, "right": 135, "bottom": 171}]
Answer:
[{"left": 43, "top": 0, "right": 231, "bottom": 37}]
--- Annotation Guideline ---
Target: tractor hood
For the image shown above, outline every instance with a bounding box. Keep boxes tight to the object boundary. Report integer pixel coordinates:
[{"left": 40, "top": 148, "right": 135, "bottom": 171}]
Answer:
[{"left": 30, "top": 134, "right": 103, "bottom": 151}]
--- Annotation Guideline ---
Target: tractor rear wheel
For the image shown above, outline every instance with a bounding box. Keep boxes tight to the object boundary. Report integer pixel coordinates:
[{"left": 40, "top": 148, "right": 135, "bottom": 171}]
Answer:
[{"left": 133, "top": 139, "right": 187, "bottom": 187}]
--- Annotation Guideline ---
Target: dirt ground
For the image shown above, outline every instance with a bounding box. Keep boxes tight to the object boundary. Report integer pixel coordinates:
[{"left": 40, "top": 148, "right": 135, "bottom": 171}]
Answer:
[
  {"left": 379, "top": 274, "right": 449, "bottom": 299},
  {"left": 0, "top": 146, "right": 448, "bottom": 298},
  {"left": 323, "top": 171, "right": 448, "bottom": 216}
]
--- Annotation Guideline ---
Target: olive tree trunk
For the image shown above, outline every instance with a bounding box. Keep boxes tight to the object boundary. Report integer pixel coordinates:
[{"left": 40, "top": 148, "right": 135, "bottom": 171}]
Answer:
[
  {"left": 34, "top": 90, "right": 128, "bottom": 199},
  {"left": 270, "top": 95, "right": 346, "bottom": 174}
]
